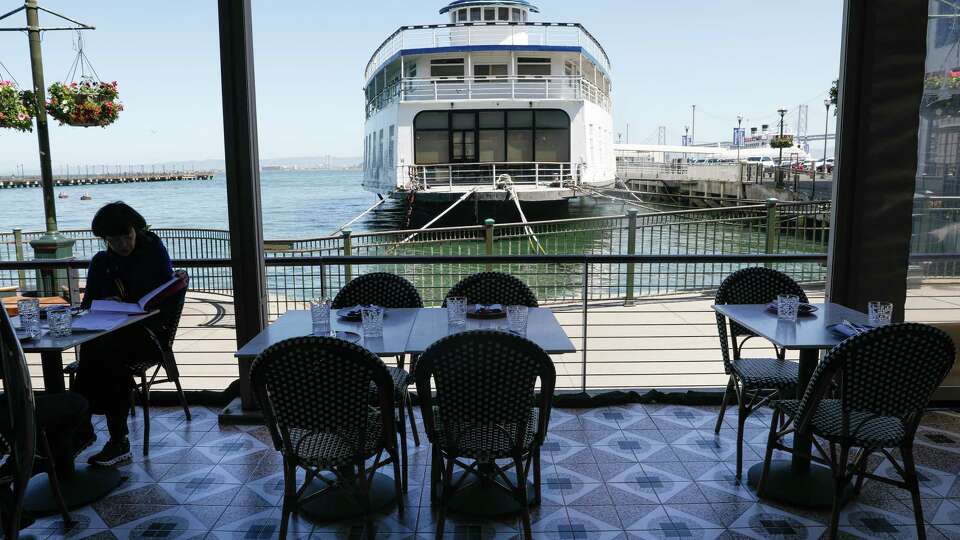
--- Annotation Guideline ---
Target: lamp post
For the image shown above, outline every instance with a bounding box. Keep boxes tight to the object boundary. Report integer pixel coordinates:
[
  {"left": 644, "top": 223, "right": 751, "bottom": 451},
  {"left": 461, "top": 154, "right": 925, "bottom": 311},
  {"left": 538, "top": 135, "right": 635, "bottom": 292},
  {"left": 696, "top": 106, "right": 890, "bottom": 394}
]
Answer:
[
  {"left": 684, "top": 125, "right": 690, "bottom": 163},
  {"left": 776, "top": 107, "right": 788, "bottom": 188},
  {"left": 818, "top": 98, "right": 831, "bottom": 200},
  {"left": 0, "top": 1, "right": 94, "bottom": 271},
  {"left": 736, "top": 114, "right": 743, "bottom": 188}
]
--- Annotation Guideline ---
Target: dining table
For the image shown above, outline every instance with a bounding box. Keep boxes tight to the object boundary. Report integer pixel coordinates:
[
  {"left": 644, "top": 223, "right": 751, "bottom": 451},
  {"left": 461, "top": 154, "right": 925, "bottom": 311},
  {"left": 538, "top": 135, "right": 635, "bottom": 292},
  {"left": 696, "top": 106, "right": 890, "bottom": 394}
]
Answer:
[{"left": 711, "top": 301, "right": 871, "bottom": 508}]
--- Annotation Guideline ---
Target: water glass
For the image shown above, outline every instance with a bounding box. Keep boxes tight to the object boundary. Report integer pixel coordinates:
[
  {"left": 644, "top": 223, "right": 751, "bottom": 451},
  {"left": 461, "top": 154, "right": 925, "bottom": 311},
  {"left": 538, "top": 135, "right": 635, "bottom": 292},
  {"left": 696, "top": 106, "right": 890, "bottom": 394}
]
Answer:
[
  {"left": 361, "top": 305, "right": 384, "bottom": 338},
  {"left": 506, "top": 305, "right": 529, "bottom": 335},
  {"left": 868, "top": 301, "right": 894, "bottom": 326},
  {"left": 447, "top": 297, "right": 467, "bottom": 326},
  {"left": 17, "top": 298, "right": 40, "bottom": 338},
  {"left": 47, "top": 306, "right": 73, "bottom": 337},
  {"left": 310, "top": 297, "right": 332, "bottom": 335},
  {"left": 777, "top": 295, "right": 800, "bottom": 322}
]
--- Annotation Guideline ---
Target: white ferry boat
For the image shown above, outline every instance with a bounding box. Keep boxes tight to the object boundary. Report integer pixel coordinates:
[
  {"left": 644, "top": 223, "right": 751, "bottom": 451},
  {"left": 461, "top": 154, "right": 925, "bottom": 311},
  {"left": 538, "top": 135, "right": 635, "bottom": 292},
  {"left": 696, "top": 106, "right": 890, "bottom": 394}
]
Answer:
[{"left": 361, "top": 0, "right": 615, "bottom": 206}]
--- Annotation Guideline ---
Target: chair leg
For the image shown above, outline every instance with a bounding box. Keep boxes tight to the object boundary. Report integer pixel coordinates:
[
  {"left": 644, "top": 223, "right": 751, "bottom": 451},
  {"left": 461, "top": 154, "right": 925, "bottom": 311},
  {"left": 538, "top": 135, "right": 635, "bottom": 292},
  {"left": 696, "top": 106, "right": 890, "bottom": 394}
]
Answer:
[
  {"left": 279, "top": 458, "right": 295, "bottom": 540},
  {"left": 435, "top": 456, "right": 455, "bottom": 540},
  {"left": 715, "top": 376, "right": 735, "bottom": 434},
  {"left": 140, "top": 374, "right": 151, "bottom": 456},
  {"left": 430, "top": 445, "right": 441, "bottom": 504},
  {"left": 173, "top": 377, "right": 191, "bottom": 421},
  {"left": 735, "top": 390, "right": 748, "bottom": 483},
  {"left": 757, "top": 409, "right": 780, "bottom": 498},
  {"left": 902, "top": 446, "right": 927, "bottom": 540},
  {"left": 396, "top": 396, "right": 408, "bottom": 493},
  {"left": 515, "top": 455, "right": 532, "bottom": 540},
  {"left": 829, "top": 444, "right": 850, "bottom": 540},
  {"left": 39, "top": 431, "right": 73, "bottom": 528},
  {"left": 390, "top": 447, "right": 404, "bottom": 515},
  {"left": 533, "top": 447, "right": 542, "bottom": 505},
  {"left": 129, "top": 388, "right": 136, "bottom": 418},
  {"left": 7, "top": 466, "right": 29, "bottom": 540},
  {"left": 406, "top": 395, "right": 420, "bottom": 447},
  {"left": 355, "top": 460, "right": 375, "bottom": 540}
]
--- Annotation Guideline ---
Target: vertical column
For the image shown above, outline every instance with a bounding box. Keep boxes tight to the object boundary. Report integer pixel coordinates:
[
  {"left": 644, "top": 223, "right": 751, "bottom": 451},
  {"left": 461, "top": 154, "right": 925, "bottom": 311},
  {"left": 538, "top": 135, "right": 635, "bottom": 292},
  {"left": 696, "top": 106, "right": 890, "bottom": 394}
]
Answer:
[{"left": 218, "top": 0, "right": 268, "bottom": 413}]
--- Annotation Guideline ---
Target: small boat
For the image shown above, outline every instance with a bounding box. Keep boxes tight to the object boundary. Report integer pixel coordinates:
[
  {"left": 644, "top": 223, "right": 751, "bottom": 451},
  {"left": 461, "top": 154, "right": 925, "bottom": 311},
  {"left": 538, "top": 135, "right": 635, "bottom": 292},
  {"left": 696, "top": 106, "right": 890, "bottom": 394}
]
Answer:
[
  {"left": 80, "top": 193, "right": 92, "bottom": 201},
  {"left": 58, "top": 191, "right": 68, "bottom": 199}
]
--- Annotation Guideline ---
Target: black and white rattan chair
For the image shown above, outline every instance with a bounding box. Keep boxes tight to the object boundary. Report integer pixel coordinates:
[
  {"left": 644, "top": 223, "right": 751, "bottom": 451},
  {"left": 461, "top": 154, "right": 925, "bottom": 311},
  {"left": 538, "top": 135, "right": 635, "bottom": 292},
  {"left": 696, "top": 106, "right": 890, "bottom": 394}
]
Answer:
[
  {"left": 250, "top": 336, "right": 403, "bottom": 540},
  {"left": 444, "top": 272, "right": 539, "bottom": 308},
  {"left": 758, "top": 323, "right": 955, "bottom": 540},
  {"left": 714, "top": 267, "right": 807, "bottom": 481},
  {"left": 415, "top": 330, "right": 555, "bottom": 540},
  {"left": 332, "top": 272, "right": 422, "bottom": 491}
]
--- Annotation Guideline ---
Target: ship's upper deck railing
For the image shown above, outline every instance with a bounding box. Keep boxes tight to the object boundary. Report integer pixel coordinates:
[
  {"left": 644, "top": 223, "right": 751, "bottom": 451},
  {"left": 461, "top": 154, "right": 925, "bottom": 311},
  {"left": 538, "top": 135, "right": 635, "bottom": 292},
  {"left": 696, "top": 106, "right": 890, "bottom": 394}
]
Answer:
[{"left": 364, "top": 22, "right": 612, "bottom": 82}]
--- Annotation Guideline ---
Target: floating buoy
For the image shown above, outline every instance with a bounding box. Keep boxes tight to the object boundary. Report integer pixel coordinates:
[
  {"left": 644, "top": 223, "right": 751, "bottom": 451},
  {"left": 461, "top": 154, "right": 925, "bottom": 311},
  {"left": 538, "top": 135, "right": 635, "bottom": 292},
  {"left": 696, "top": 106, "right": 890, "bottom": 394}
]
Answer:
[
  {"left": 80, "top": 192, "right": 92, "bottom": 200},
  {"left": 58, "top": 191, "right": 69, "bottom": 199}
]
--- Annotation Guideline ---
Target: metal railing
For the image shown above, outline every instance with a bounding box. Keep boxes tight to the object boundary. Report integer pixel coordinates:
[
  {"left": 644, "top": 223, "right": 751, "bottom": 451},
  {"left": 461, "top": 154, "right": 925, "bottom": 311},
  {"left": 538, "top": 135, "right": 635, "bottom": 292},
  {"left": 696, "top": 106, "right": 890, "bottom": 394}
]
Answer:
[
  {"left": 364, "top": 22, "right": 612, "bottom": 81},
  {"left": 408, "top": 162, "right": 576, "bottom": 189}
]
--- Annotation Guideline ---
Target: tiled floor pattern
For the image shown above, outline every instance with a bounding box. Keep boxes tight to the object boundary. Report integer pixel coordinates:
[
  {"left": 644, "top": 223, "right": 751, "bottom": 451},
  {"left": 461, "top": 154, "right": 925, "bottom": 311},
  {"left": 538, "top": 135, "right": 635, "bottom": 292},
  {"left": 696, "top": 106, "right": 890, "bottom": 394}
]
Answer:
[{"left": 15, "top": 404, "right": 960, "bottom": 539}]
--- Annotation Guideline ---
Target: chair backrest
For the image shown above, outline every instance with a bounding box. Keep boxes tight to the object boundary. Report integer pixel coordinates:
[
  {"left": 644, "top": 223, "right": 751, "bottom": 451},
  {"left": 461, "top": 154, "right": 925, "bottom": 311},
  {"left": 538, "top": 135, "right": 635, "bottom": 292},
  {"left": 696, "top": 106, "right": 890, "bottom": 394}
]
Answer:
[
  {"left": 154, "top": 276, "right": 188, "bottom": 354},
  {"left": 444, "top": 272, "right": 539, "bottom": 307},
  {"left": 797, "top": 323, "right": 955, "bottom": 438},
  {"left": 415, "top": 330, "right": 555, "bottom": 451},
  {"left": 0, "top": 310, "right": 36, "bottom": 484},
  {"left": 250, "top": 336, "right": 395, "bottom": 457},
  {"left": 714, "top": 267, "right": 807, "bottom": 367},
  {"left": 332, "top": 273, "right": 423, "bottom": 309}
]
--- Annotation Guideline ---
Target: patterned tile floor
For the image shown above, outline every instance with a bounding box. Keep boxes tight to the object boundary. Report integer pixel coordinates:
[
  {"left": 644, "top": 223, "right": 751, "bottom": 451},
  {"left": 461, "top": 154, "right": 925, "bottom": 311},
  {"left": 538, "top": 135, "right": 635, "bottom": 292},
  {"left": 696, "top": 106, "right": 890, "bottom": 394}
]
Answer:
[{"left": 15, "top": 403, "right": 960, "bottom": 539}]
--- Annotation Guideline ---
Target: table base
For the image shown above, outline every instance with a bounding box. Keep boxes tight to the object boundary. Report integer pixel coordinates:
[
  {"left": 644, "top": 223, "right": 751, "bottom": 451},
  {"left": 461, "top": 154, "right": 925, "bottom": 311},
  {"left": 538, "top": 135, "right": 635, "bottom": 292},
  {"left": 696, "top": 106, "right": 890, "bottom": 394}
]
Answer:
[
  {"left": 446, "top": 471, "right": 537, "bottom": 517},
  {"left": 24, "top": 466, "right": 123, "bottom": 514},
  {"left": 300, "top": 473, "right": 397, "bottom": 522},
  {"left": 747, "top": 460, "right": 852, "bottom": 508}
]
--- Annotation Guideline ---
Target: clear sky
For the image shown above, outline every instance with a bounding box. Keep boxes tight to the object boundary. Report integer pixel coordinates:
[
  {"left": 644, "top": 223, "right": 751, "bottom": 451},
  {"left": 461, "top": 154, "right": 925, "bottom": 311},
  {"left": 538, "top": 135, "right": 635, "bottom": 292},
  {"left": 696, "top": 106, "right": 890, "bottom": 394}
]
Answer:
[{"left": 0, "top": 0, "right": 843, "bottom": 173}]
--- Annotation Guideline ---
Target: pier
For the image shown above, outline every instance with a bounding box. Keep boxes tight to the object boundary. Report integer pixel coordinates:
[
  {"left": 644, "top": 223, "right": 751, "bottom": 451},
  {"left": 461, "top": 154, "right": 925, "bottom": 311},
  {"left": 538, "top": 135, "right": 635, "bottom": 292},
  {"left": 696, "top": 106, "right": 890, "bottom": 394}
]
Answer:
[{"left": 0, "top": 171, "right": 216, "bottom": 189}]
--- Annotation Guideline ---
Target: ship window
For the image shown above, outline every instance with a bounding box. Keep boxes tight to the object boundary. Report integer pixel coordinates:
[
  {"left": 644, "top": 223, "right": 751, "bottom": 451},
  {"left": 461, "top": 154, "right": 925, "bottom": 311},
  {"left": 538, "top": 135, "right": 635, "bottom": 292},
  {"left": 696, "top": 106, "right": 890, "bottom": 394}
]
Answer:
[
  {"left": 507, "top": 130, "right": 534, "bottom": 162},
  {"left": 508, "top": 110, "right": 533, "bottom": 128},
  {"left": 405, "top": 61, "right": 417, "bottom": 78},
  {"left": 484, "top": 8, "right": 495, "bottom": 21},
  {"left": 457, "top": 9, "right": 467, "bottom": 22},
  {"left": 499, "top": 7, "right": 510, "bottom": 20},
  {"left": 415, "top": 131, "right": 449, "bottom": 164},
  {"left": 416, "top": 111, "right": 449, "bottom": 130},
  {"left": 512, "top": 8, "right": 521, "bottom": 21},
  {"left": 470, "top": 7, "right": 481, "bottom": 21},
  {"left": 536, "top": 110, "right": 569, "bottom": 129},
  {"left": 479, "top": 130, "right": 506, "bottom": 161},
  {"left": 474, "top": 64, "right": 508, "bottom": 78},
  {"left": 480, "top": 111, "right": 505, "bottom": 129},
  {"left": 517, "top": 57, "right": 551, "bottom": 76},
  {"left": 521, "top": 10, "right": 527, "bottom": 22},
  {"left": 536, "top": 130, "right": 570, "bottom": 162},
  {"left": 388, "top": 125, "right": 395, "bottom": 168},
  {"left": 452, "top": 112, "right": 476, "bottom": 130},
  {"left": 431, "top": 58, "right": 465, "bottom": 78}
]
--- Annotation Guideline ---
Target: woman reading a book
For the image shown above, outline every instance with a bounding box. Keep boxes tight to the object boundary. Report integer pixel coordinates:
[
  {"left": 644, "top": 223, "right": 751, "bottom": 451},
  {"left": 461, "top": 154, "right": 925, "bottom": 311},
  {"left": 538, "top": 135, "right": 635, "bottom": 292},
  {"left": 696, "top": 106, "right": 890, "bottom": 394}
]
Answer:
[{"left": 74, "top": 202, "right": 183, "bottom": 466}]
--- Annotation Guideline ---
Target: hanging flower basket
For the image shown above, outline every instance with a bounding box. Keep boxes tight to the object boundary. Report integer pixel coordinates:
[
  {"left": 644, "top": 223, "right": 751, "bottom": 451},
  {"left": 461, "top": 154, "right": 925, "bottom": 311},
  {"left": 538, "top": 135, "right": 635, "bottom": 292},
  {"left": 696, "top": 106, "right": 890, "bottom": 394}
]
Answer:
[
  {"left": 46, "top": 80, "right": 123, "bottom": 127},
  {"left": 0, "top": 80, "right": 34, "bottom": 132},
  {"left": 770, "top": 135, "right": 794, "bottom": 149}
]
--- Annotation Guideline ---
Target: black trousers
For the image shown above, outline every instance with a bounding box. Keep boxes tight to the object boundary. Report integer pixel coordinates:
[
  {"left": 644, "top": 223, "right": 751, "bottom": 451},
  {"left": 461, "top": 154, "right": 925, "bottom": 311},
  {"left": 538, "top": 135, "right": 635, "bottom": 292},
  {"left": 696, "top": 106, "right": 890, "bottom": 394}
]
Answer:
[
  {"left": 0, "top": 392, "right": 89, "bottom": 478},
  {"left": 72, "top": 324, "right": 160, "bottom": 439}
]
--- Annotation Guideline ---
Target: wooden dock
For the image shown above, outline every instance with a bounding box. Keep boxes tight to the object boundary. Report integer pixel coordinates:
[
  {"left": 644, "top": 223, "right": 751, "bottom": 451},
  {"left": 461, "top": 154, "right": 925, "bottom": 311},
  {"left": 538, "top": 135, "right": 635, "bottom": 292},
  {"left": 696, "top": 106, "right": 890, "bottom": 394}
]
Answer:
[{"left": 0, "top": 171, "right": 216, "bottom": 189}]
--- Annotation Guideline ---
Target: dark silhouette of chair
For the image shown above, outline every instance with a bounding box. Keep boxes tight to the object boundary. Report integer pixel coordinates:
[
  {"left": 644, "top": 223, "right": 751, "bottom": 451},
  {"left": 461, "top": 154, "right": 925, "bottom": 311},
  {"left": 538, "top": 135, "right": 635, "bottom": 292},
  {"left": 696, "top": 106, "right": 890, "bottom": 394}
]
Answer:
[
  {"left": 332, "top": 272, "right": 422, "bottom": 491},
  {"left": 0, "top": 310, "right": 72, "bottom": 537},
  {"left": 444, "top": 272, "right": 539, "bottom": 308},
  {"left": 758, "top": 323, "right": 955, "bottom": 539},
  {"left": 251, "top": 336, "right": 402, "bottom": 540},
  {"left": 415, "top": 330, "right": 555, "bottom": 540},
  {"left": 65, "top": 273, "right": 192, "bottom": 456},
  {"left": 714, "top": 267, "right": 807, "bottom": 481}
]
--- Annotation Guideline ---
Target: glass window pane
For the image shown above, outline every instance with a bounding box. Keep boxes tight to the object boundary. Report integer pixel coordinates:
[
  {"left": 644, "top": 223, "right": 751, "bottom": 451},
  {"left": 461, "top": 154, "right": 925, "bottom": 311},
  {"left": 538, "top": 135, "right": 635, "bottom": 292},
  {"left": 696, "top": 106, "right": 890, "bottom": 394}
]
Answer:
[
  {"left": 507, "top": 130, "right": 533, "bottom": 161},
  {"left": 464, "top": 132, "right": 476, "bottom": 160},
  {"left": 470, "top": 7, "right": 481, "bottom": 21},
  {"left": 457, "top": 9, "right": 467, "bottom": 22},
  {"left": 452, "top": 113, "right": 475, "bottom": 130},
  {"left": 431, "top": 59, "right": 464, "bottom": 78},
  {"left": 415, "top": 111, "right": 449, "bottom": 129},
  {"left": 536, "top": 110, "right": 569, "bottom": 129},
  {"left": 499, "top": 7, "right": 509, "bottom": 20},
  {"left": 484, "top": 8, "right": 495, "bottom": 21},
  {"left": 508, "top": 110, "right": 533, "bottom": 128},
  {"left": 512, "top": 8, "right": 521, "bottom": 21},
  {"left": 479, "top": 130, "right": 506, "bottom": 161},
  {"left": 517, "top": 58, "right": 551, "bottom": 76},
  {"left": 415, "top": 131, "right": 449, "bottom": 164},
  {"left": 535, "top": 129, "right": 570, "bottom": 162},
  {"left": 480, "top": 111, "right": 505, "bottom": 129}
]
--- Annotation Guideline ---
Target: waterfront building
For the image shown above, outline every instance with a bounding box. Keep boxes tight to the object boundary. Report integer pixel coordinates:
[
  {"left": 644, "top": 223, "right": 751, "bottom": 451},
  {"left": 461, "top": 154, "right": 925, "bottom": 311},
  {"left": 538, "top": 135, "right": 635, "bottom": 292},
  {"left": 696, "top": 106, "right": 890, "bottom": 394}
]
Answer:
[{"left": 360, "top": 0, "right": 616, "bottom": 205}]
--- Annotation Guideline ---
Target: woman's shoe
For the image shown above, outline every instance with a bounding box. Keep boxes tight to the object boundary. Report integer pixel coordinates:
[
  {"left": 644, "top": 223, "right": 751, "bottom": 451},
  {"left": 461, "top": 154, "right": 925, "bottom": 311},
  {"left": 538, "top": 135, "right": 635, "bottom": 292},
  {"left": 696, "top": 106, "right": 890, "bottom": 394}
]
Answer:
[{"left": 87, "top": 437, "right": 131, "bottom": 467}]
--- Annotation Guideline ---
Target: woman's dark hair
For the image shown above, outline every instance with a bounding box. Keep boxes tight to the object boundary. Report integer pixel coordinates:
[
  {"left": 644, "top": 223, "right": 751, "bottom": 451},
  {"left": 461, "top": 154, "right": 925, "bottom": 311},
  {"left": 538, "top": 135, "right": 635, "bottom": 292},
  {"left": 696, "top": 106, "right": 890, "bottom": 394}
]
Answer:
[{"left": 91, "top": 202, "right": 147, "bottom": 238}]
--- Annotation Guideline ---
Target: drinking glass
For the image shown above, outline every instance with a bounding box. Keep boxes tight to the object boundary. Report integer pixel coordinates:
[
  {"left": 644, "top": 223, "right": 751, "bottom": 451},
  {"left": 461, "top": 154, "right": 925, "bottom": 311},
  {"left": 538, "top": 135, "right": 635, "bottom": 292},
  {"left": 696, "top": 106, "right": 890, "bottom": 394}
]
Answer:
[
  {"left": 777, "top": 295, "right": 800, "bottom": 322},
  {"left": 447, "top": 297, "right": 467, "bottom": 326},
  {"left": 310, "top": 297, "right": 332, "bottom": 335},
  {"left": 17, "top": 298, "right": 40, "bottom": 338},
  {"left": 506, "top": 305, "right": 529, "bottom": 335},
  {"left": 868, "top": 301, "right": 894, "bottom": 326},
  {"left": 47, "top": 306, "right": 73, "bottom": 337},
  {"left": 361, "top": 305, "right": 384, "bottom": 338}
]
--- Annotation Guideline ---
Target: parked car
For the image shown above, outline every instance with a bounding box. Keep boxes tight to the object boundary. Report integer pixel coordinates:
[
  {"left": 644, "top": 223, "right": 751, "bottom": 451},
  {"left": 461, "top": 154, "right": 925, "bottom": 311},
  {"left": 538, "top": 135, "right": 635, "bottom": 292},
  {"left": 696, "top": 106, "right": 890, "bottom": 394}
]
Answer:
[{"left": 815, "top": 158, "right": 835, "bottom": 173}]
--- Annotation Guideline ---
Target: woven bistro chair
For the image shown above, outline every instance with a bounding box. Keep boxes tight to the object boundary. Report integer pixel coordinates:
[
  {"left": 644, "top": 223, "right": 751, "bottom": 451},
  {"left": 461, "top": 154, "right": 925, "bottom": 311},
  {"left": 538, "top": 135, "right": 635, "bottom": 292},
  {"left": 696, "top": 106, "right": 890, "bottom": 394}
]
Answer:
[
  {"left": 714, "top": 267, "right": 807, "bottom": 481},
  {"left": 251, "top": 336, "right": 402, "bottom": 540},
  {"left": 415, "top": 330, "right": 555, "bottom": 540},
  {"left": 758, "top": 323, "right": 955, "bottom": 540},
  {"left": 444, "top": 272, "right": 539, "bottom": 308},
  {"left": 66, "top": 274, "right": 192, "bottom": 456},
  {"left": 0, "top": 310, "right": 73, "bottom": 537},
  {"left": 332, "top": 272, "right": 422, "bottom": 491}
]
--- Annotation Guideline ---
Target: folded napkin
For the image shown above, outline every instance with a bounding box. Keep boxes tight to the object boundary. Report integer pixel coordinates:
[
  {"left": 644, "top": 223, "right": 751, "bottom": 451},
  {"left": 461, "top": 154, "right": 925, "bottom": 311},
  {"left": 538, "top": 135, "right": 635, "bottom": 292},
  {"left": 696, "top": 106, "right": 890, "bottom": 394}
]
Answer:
[
  {"left": 476, "top": 304, "right": 503, "bottom": 312},
  {"left": 827, "top": 321, "right": 873, "bottom": 338}
]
